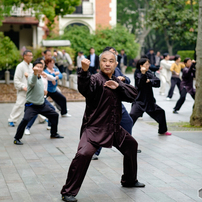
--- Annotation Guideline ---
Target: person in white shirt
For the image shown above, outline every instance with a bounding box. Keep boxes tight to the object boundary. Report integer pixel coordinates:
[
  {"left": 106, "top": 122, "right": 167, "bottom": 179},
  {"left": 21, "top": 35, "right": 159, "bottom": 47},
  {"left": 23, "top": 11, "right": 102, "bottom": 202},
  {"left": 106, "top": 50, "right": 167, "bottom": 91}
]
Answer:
[
  {"left": 62, "top": 50, "right": 73, "bottom": 76},
  {"left": 76, "top": 51, "right": 85, "bottom": 73},
  {"left": 8, "top": 50, "right": 33, "bottom": 127},
  {"left": 159, "top": 53, "right": 175, "bottom": 95}
]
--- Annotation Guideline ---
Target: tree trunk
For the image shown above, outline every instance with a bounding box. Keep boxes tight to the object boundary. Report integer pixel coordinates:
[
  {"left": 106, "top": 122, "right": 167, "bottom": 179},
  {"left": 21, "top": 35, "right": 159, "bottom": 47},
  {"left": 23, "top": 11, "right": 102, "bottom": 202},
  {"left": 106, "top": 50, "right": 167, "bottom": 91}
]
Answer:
[
  {"left": 163, "top": 28, "right": 173, "bottom": 55},
  {"left": 190, "top": 0, "right": 202, "bottom": 126}
]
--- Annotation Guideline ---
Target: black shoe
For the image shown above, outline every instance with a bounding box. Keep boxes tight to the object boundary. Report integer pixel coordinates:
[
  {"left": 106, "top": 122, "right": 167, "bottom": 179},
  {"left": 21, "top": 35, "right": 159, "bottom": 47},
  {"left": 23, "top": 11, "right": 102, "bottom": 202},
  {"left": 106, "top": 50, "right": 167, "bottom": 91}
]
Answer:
[
  {"left": 173, "top": 110, "right": 178, "bottom": 114},
  {"left": 137, "top": 149, "right": 141, "bottom": 153},
  {"left": 62, "top": 195, "right": 77, "bottom": 202},
  {"left": 122, "top": 180, "right": 145, "bottom": 188},
  {"left": 13, "top": 139, "right": 23, "bottom": 145},
  {"left": 50, "top": 133, "right": 64, "bottom": 138}
]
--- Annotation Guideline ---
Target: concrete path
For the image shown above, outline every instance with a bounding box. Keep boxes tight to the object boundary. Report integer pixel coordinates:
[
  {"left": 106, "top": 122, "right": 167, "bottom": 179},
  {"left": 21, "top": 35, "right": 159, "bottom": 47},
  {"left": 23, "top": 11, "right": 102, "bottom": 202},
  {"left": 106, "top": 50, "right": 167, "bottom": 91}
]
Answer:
[{"left": 0, "top": 73, "right": 202, "bottom": 202}]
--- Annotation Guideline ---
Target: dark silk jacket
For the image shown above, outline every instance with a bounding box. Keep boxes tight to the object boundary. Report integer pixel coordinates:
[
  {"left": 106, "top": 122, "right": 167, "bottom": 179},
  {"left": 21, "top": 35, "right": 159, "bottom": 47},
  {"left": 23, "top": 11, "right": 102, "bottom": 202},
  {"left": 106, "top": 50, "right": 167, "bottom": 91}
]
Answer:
[
  {"left": 180, "top": 64, "right": 196, "bottom": 96},
  {"left": 78, "top": 70, "right": 138, "bottom": 148},
  {"left": 134, "top": 69, "right": 160, "bottom": 112}
]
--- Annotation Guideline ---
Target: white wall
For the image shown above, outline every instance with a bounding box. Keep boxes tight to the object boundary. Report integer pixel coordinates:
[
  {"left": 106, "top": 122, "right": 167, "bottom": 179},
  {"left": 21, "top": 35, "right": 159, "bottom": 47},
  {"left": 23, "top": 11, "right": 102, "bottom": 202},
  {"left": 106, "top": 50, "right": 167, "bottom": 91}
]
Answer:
[{"left": 109, "top": 0, "right": 117, "bottom": 27}]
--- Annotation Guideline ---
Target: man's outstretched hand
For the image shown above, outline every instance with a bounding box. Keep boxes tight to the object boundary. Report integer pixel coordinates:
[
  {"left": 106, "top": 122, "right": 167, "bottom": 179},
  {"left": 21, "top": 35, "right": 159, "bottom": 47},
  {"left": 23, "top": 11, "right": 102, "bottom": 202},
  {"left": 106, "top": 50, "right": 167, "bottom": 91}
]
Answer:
[
  {"left": 81, "top": 59, "right": 91, "bottom": 71},
  {"left": 104, "top": 80, "right": 119, "bottom": 89}
]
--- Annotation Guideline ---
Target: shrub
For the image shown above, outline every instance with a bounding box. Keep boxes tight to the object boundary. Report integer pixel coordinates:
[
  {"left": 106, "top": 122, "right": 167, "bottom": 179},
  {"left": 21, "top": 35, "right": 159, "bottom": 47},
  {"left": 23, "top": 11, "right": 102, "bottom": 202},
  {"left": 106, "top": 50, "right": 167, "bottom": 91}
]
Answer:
[
  {"left": 50, "top": 25, "right": 139, "bottom": 62},
  {"left": 0, "top": 32, "right": 21, "bottom": 70},
  {"left": 177, "top": 50, "right": 195, "bottom": 62}
]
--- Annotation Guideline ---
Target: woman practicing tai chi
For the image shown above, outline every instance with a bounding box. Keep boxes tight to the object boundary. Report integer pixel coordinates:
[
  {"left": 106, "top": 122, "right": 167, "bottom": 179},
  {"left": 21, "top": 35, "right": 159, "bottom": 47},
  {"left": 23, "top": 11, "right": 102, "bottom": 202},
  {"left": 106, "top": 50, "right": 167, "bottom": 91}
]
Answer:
[{"left": 130, "top": 58, "right": 171, "bottom": 136}]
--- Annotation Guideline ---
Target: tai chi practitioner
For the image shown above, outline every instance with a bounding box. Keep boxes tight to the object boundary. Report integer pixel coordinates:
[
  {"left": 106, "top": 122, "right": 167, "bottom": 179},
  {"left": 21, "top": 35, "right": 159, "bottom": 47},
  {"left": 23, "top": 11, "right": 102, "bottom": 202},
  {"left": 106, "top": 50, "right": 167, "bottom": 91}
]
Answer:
[
  {"left": 130, "top": 58, "right": 171, "bottom": 136},
  {"left": 173, "top": 58, "right": 196, "bottom": 114},
  {"left": 61, "top": 51, "right": 145, "bottom": 202}
]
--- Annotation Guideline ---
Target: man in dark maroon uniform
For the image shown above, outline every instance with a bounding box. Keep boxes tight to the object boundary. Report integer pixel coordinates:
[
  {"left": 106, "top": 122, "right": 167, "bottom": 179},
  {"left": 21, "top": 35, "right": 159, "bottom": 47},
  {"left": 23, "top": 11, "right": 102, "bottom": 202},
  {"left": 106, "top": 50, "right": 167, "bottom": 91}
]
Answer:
[{"left": 61, "top": 51, "right": 145, "bottom": 202}]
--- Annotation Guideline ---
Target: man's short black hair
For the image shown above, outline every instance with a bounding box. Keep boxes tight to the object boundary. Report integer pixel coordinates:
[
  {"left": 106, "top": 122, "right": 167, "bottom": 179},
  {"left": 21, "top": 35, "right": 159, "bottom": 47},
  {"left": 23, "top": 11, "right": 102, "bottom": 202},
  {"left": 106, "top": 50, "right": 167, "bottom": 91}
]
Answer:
[
  {"left": 54, "top": 49, "right": 57, "bottom": 52},
  {"left": 44, "top": 50, "right": 51, "bottom": 54},
  {"left": 121, "top": 49, "right": 125, "bottom": 51},
  {"left": 163, "top": 53, "right": 169, "bottom": 59},
  {"left": 184, "top": 57, "right": 191, "bottom": 64},
  {"left": 23, "top": 50, "right": 32, "bottom": 57},
  {"left": 90, "top": 47, "right": 94, "bottom": 50},
  {"left": 79, "top": 51, "right": 83, "bottom": 54},
  {"left": 33, "top": 60, "right": 43, "bottom": 67},
  {"left": 103, "top": 46, "right": 117, "bottom": 53}
]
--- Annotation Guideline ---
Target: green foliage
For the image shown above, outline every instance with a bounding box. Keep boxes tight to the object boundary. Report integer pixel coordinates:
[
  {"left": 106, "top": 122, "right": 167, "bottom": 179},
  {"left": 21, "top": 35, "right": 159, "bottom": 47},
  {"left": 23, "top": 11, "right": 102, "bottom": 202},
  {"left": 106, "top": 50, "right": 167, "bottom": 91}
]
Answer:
[
  {"left": 148, "top": 0, "right": 199, "bottom": 45},
  {"left": 51, "top": 25, "right": 139, "bottom": 60},
  {"left": 0, "top": 32, "right": 20, "bottom": 70},
  {"left": 117, "top": 0, "right": 150, "bottom": 34},
  {"left": 0, "top": 0, "right": 81, "bottom": 33},
  {"left": 177, "top": 50, "right": 195, "bottom": 61}
]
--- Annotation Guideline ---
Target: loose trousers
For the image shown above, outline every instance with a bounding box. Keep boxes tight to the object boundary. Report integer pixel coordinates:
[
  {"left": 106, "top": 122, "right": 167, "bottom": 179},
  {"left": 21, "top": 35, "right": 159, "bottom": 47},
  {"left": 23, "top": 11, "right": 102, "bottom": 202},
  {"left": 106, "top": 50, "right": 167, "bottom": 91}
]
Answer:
[
  {"left": 130, "top": 103, "right": 167, "bottom": 134},
  {"left": 8, "top": 91, "right": 26, "bottom": 123},
  {"left": 14, "top": 103, "right": 58, "bottom": 140},
  {"left": 61, "top": 132, "right": 138, "bottom": 197},
  {"left": 159, "top": 73, "right": 171, "bottom": 94},
  {"left": 167, "top": 77, "right": 181, "bottom": 98},
  {"left": 95, "top": 104, "right": 133, "bottom": 156},
  {"left": 174, "top": 88, "right": 195, "bottom": 111},
  {"left": 47, "top": 91, "right": 67, "bottom": 115}
]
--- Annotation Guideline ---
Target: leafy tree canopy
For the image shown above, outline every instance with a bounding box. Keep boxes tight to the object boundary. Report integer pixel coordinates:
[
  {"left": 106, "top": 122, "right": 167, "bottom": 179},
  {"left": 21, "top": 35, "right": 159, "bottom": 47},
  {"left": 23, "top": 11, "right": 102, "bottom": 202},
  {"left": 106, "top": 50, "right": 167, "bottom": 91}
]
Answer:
[
  {"left": 50, "top": 25, "right": 139, "bottom": 59},
  {"left": 147, "top": 0, "right": 199, "bottom": 46}
]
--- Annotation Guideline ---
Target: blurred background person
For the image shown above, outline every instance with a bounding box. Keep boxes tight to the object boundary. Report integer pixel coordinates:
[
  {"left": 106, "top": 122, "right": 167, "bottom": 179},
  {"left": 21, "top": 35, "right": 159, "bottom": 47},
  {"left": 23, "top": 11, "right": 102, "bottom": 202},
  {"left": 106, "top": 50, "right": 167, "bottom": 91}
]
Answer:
[
  {"left": 118, "top": 49, "right": 127, "bottom": 74},
  {"left": 87, "top": 47, "right": 99, "bottom": 74}
]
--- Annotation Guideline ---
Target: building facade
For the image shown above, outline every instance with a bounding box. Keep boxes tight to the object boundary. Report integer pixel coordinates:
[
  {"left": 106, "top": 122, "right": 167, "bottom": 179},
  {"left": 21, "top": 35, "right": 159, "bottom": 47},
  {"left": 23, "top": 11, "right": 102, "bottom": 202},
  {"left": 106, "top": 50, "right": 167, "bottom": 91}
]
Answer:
[{"left": 0, "top": 0, "right": 117, "bottom": 50}]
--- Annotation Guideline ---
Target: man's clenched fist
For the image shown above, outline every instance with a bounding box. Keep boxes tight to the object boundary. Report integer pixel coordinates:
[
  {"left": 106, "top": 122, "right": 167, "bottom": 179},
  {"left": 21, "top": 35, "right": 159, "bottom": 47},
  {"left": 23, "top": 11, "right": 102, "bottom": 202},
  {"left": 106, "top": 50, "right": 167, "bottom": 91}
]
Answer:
[{"left": 81, "top": 59, "right": 91, "bottom": 71}]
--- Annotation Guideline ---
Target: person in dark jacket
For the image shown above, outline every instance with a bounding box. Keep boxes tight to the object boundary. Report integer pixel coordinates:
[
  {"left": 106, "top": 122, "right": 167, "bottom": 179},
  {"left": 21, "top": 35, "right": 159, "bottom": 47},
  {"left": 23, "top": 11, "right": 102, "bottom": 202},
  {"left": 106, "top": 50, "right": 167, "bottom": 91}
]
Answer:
[
  {"left": 87, "top": 47, "right": 99, "bottom": 74},
  {"left": 147, "top": 48, "right": 156, "bottom": 66},
  {"left": 61, "top": 51, "right": 145, "bottom": 202},
  {"left": 117, "top": 49, "right": 127, "bottom": 74},
  {"left": 92, "top": 46, "right": 139, "bottom": 160},
  {"left": 130, "top": 58, "right": 171, "bottom": 136},
  {"left": 173, "top": 58, "right": 196, "bottom": 114}
]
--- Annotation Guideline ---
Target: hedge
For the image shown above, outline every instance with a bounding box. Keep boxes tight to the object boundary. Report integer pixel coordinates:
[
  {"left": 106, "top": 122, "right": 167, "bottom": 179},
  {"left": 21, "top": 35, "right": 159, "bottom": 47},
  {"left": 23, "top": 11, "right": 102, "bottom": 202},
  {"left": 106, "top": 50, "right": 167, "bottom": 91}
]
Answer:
[{"left": 177, "top": 50, "right": 195, "bottom": 62}]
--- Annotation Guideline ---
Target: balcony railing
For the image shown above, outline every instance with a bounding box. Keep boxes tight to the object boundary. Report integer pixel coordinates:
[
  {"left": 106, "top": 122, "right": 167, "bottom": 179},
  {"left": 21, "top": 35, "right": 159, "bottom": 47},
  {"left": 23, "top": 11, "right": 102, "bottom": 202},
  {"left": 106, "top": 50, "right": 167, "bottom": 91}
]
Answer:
[{"left": 72, "top": 2, "right": 93, "bottom": 15}]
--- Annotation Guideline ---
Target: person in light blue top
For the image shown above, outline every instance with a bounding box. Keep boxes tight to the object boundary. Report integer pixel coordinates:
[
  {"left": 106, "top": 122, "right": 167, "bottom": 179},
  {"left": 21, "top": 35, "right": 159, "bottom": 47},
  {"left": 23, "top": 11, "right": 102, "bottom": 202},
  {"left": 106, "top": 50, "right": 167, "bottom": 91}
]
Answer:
[{"left": 44, "top": 58, "right": 70, "bottom": 117}]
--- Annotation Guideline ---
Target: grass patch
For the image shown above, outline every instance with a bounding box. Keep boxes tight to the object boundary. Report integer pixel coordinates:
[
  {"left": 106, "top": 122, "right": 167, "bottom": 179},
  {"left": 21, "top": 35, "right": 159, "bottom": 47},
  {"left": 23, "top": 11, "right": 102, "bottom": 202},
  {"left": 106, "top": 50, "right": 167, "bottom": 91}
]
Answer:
[{"left": 146, "top": 122, "right": 202, "bottom": 131}]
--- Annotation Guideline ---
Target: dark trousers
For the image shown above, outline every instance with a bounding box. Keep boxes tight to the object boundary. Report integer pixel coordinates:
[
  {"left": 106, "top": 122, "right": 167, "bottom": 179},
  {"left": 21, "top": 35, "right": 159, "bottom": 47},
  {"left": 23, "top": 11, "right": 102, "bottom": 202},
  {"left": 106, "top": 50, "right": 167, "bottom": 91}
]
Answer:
[
  {"left": 26, "top": 99, "right": 55, "bottom": 129},
  {"left": 167, "top": 77, "right": 181, "bottom": 98},
  {"left": 130, "top": 103, "right": 167, "bottom": 134},
  {"left": 174, "top": 88, "right": 195, "bottom": 111},
  {"left": 47, "top": 91, "right": 67, "bottom": 115},
  {"left": 89, "top": 66, "right": 97, "bottom": 74},
  {"left": 14, "top": 103, "right": 59, "bottom": 140},
  {"left": 95, "top": 104, "right": 133, "bottom": 156},
  {"left": 58, "top": 65, "right": 64, "bottom": 73},
  {"left": 61, "top": 133, "right": 138, "bottom": 197}
]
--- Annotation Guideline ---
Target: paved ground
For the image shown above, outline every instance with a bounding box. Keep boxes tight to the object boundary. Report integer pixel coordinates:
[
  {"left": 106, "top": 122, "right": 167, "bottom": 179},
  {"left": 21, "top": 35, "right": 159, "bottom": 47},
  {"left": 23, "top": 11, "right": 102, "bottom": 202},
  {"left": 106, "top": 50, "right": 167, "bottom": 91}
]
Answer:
[{"left": 0, "top": 73, "right": 202, "bottom": 202}]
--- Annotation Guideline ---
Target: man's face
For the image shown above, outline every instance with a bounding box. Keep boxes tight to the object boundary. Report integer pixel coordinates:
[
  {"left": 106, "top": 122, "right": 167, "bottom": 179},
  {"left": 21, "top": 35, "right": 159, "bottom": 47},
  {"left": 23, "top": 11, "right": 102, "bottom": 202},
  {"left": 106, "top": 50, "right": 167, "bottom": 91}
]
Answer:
[
  {"left": 90, "top": 48, "right": 95, "bottom": 54},
  {"left": 100, "top": 52, "right": 117, "bottom": 78},
  {"left": 150, "top": 50, "right": 154, "bottom": 54},
  {"left": 45, "top": 51, "right": 52, "bottom": 60},
  {"left": 185, "top": 59, "right": 192, "bottom": 68},
  {"left": 34, "top": 63, "right": 43, "bottom": 74},
  {"left": 24, "top": 52, "right": 33, "bottom": 63},
  {"left": 157, "top": 51, "right": 160, "bottom": 56},
  {"left": 121, "top": 50, "right": 124, "bottom": 55}
]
